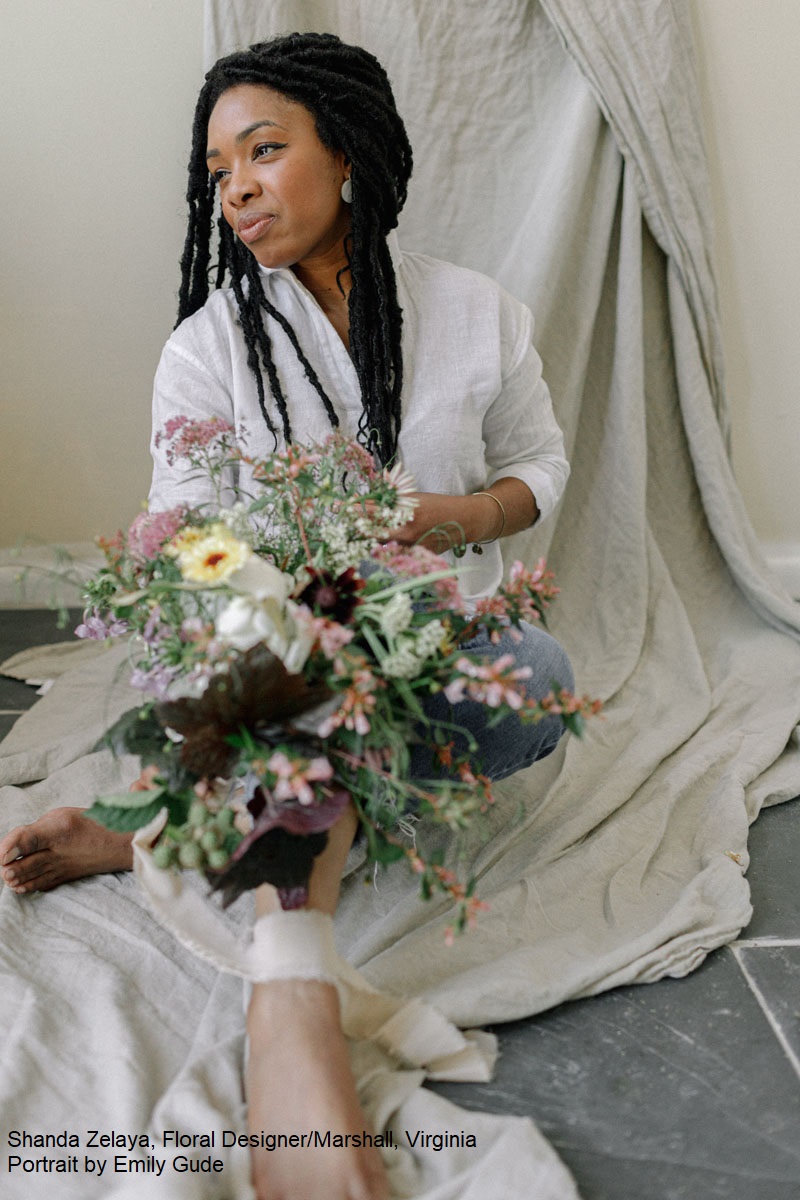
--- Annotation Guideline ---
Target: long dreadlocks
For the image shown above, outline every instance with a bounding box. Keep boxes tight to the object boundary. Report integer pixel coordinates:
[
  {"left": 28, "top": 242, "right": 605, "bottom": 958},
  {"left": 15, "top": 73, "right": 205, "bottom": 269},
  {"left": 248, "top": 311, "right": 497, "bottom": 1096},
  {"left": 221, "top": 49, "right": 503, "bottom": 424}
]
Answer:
[{"left": 177, "top": 32, "right": 413, "bottom": 466}]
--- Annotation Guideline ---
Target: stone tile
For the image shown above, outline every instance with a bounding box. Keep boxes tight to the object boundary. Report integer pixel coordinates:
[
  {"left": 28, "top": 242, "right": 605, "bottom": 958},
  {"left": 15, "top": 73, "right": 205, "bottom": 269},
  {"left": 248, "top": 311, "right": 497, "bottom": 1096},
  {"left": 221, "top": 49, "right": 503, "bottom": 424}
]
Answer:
[
  {"left": 430, "top": 948, "right": 800, "bottom": 1199},
  {"left": 0, "top": 676, "right": 40, "bottom": 713},
  {"left": 0, "top": 714, "right": 22, "bottom": 742},
  {"left": 744, "top": 798, "right": 800, "bottom": 940},
  {"left": 0, "top": 608, "right": 82, "bottom": 713},
  {"left": 0, "top": 608, "right": 81, "bottom": 660},
  {"left": 736, "top": 944, "right": 800, "bottom": 1068}
]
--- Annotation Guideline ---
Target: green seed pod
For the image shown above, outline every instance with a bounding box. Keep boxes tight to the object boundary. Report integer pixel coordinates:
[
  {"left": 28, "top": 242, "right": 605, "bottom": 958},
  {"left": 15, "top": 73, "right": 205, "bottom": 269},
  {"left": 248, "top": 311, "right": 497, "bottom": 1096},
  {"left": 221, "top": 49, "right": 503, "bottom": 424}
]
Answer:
[
  {"left": 188, "top": 800, "right": 208, "bottom": 827},
  {"left": 200, "top": 828, "right": 222, "bottom": 852},
  {"left": 207, "top": 848, "right": 229, "bottom": 871},
  {"left": 152, "top": 842, "right": 176, "bottom": 870},
  {"left": 178, "top": 841, "right": 205, "bottom": 869}
]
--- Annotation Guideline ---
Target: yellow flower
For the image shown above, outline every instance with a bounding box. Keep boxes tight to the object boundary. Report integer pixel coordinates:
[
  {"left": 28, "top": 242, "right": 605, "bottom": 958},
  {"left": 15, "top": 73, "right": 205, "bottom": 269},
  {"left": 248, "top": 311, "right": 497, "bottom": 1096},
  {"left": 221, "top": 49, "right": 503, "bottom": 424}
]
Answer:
[
  {"left": 174, "top": 523, "right": 252, "bottom": 583},
  {"left": 164, "top": 526, "right": 204, "bottom": 557}
]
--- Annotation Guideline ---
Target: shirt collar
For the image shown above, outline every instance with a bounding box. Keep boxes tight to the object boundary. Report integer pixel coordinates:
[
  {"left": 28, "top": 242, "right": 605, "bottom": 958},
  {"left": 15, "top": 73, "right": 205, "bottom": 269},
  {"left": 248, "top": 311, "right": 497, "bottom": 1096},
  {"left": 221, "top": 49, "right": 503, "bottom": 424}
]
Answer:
[{"left": 385, "top": 228, "right": 402, "bottom": 272}]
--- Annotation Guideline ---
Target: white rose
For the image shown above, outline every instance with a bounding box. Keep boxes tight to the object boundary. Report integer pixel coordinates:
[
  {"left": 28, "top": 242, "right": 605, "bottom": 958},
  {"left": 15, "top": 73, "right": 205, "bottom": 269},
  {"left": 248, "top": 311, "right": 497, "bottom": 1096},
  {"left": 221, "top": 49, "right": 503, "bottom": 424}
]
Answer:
[
  {"left": 164, "top": 674, "right": 213, "bottom": 701},
  {"left": 227, "top": 556, "right": 294, "bottom": 602},
  {"left": 215, "top": 596, "right": 314, "bottom": 676},
  {"left": 216, "top": 595, "right": 289, "bottom": 654},
  {"left": 280, "top": 601, "right": 316, "bottom": 675}
]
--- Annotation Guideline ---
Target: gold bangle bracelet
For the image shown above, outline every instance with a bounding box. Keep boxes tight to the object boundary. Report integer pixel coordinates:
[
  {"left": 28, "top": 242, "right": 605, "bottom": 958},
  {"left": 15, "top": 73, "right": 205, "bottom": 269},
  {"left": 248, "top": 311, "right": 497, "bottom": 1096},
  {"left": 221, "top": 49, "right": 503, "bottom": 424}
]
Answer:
[{"left": 470, "top": 490, "right": 506, "bottom": 554}]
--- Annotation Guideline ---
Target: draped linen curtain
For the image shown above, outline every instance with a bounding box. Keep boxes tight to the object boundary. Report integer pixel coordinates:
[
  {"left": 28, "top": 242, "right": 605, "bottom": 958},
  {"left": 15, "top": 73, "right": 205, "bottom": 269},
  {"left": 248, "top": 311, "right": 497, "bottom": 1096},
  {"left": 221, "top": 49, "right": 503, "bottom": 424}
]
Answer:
[
  {"left": 2, "top": 3, "right": 799, "bottom": 1197},
  {"left": 201, "top": 0, "right": 800, "bottom": 1003}
]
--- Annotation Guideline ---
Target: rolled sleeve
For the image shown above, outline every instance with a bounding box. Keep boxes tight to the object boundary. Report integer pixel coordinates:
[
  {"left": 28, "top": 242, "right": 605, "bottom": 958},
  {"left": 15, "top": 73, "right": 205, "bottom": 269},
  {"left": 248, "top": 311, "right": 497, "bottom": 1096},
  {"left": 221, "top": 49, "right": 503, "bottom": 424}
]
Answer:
[
  {"left": 482, "top": 310, "right": 570, "bottom": 523},
  {"left": 149, "top": 336, "right": 238, "bottom": 514}
]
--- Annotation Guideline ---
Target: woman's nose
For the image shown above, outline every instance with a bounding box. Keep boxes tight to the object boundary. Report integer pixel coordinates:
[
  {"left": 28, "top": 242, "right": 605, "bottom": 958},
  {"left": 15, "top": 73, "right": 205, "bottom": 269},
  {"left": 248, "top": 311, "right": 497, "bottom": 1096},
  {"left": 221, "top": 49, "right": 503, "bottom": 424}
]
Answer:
[{"left": 227, "top": 165, "right": 261, "bottom": 206}]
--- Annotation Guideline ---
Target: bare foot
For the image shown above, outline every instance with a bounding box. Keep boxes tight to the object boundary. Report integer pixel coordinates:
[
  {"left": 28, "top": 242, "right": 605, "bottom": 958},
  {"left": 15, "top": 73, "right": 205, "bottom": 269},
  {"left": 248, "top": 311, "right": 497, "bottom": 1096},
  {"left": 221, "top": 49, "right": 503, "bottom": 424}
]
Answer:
[
  {"left": 246, "top": 978, "right": 389, "bottom": 1200},
  {"left": 0, "top": 807, "right": 134, "bottom": 894}
]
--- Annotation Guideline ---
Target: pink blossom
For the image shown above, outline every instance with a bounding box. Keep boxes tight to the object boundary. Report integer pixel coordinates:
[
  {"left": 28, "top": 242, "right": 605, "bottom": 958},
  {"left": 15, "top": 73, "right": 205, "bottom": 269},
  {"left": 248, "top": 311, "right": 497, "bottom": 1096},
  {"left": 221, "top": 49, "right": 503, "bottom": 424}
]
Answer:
[
  {"left": 266, "top": 751, "right": 334, "bottom": 806},
  {"left": 251, "top": 444, "right": 322, "bottom": 483},
  {"left": 508, "top": 558, "right": 550, "bottom": 588},
  {"left": 294, "top": 609, "right": 355, "bottom": 659},
  {"left": 474, "top": 595, "right": 509, "bottom": 621},
  {"left": 127, "top": 507, "right": 187, "bottom": 565},
  {"left": 337, "top": 437, "right": 376, "bottom": 473},
  {"left": 371, "top": 543, "right": 465, "bottom": 609},
  {"left": 317, "top": 666, "right": 380, "bottom": 737},
  {"left": 155, "top": 416, "right": 236, "bottom": 466},
  {"left": 443, "top": 654, "right": 532, "bottom": 709}
]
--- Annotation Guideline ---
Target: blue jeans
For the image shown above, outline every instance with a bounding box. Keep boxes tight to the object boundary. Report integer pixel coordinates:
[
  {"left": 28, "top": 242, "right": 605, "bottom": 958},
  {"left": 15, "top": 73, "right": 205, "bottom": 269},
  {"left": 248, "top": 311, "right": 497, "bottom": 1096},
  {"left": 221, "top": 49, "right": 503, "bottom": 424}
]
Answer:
[{"left": 409, "top": 621, "right": 574, "bottom": 783}]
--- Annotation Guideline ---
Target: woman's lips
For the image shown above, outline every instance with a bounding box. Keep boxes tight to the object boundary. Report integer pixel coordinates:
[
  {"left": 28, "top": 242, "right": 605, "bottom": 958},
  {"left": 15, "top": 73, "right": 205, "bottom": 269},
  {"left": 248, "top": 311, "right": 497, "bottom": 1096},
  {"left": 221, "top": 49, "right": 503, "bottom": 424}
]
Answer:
[{"left": 237, "top": 214, "right": 274, "bottom": 244}]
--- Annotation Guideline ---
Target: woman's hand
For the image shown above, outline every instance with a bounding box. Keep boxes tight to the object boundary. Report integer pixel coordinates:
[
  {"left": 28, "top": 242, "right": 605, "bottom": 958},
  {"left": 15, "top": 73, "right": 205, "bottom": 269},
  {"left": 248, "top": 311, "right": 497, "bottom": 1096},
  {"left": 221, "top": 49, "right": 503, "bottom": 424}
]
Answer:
[{"left": 387, "top": 478, "right": 538, "bottom": 550}]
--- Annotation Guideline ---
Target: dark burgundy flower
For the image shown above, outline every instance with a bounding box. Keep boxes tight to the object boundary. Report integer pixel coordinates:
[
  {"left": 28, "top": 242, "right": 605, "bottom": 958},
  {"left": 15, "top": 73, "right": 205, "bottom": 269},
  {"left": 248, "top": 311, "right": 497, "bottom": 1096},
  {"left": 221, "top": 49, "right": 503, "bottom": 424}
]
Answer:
[
  {"left": 297, "top": 567, "right": 364, "bottom": 625},
  {"left": 154, "top": 643, "right": 330, "bottom": 778},
  {"left": 208, "top": 784, "right": 350, "bottom": 907}
]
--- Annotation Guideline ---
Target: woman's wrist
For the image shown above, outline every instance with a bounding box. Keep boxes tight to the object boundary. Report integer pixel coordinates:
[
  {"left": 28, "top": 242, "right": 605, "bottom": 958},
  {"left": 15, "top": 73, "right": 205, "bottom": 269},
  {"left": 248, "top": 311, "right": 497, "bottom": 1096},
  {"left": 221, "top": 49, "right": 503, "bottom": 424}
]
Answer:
[
  {"left": 471, "top": 491, "right": 506, "bottom": 543},
  {"left": 392, "top": 481, "right": 537, "bottom": 550}
]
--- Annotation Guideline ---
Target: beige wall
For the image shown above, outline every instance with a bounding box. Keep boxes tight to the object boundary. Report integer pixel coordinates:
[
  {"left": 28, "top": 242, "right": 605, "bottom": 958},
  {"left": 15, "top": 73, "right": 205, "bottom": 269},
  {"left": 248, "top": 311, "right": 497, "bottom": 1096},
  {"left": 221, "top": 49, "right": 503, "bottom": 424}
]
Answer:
[
  {"left": 2, "top": 2, "right": 798, "bottom": 567},
  {"left": 690, "top": 0, "right": 800, "bottom": 569},
  {"left": 1, "top": 0, "right": 202, "bottom": 545}
]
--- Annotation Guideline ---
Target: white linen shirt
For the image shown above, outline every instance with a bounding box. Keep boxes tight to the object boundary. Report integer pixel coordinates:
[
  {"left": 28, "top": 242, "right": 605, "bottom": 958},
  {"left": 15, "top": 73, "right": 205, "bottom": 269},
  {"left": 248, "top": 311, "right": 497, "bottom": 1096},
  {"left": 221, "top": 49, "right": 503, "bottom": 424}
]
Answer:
[{"left": 149, "top": 235, "right": 569, "bottom": 603}]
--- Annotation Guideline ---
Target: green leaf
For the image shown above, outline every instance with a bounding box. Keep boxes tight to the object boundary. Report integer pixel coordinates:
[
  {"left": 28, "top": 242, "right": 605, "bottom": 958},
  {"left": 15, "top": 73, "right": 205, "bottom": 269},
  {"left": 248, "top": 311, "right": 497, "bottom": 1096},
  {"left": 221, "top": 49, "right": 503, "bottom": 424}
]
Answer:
[
  {"left": 247, "top": 496, "right": 272, "bottom": 513},
  {"left": 93, "top": 785, "right": 167, "bottom": 810},
  {"left": 96, "top": 706, "right": 197, "bottom": 788},
  {"left": 364, "top": 823, "right": 405, "bottom": 865},
  {"left": 562, "top": 713, "right": 585, "bottom": 737},
  {"left": 393, "top": 678, "right": 426, "bottom": 719},
  {"left": 96, "top": 706, "right": 163, "bottom": 757},
  {"left": 85, "top": 798, "right": 166, "bottom": 833}
]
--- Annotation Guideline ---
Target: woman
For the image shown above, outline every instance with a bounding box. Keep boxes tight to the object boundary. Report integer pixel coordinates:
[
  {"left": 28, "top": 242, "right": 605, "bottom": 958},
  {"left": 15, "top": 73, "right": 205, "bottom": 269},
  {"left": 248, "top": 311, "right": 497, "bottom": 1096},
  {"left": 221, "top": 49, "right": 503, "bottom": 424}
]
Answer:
[{"left": 0, "top": 32, "right": 572, "bottom": 1200}]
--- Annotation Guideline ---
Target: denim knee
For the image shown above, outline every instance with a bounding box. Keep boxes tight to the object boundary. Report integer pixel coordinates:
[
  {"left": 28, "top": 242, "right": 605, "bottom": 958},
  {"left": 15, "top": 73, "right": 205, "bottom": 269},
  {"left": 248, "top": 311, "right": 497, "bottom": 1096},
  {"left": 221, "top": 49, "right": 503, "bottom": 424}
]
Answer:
[{"left": 410, "top": 621, "right": 574, "bottom": 784}]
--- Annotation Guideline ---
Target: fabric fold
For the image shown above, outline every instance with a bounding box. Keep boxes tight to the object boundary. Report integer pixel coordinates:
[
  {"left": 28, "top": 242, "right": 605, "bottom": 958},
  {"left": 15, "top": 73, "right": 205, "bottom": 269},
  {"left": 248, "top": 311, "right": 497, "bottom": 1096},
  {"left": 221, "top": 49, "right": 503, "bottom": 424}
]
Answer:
[{"left": 132, "top": 814, "right": 497, "bottom": 1083}]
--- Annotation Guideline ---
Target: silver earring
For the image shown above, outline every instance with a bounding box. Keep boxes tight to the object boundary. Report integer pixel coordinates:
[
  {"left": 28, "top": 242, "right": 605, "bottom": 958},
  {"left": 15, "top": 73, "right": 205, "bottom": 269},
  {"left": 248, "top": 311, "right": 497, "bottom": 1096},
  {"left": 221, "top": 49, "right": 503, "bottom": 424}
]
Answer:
[{"left": 341, "top": 177, "right": 353, "bottom": 204}]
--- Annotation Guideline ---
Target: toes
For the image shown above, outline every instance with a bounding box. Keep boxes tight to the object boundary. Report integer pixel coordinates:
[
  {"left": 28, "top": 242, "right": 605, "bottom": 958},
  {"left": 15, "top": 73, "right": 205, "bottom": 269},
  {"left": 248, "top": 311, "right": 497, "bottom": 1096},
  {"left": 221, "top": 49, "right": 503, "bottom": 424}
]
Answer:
[
  {"left": 1, "top": 810, "right": 81, "bottom": 863},
  {"left": 8, "top": 874, "right": 52, "bottom": 895},
  {"left": 2, "top": 850, "right": 52, "bottom": 888},
  {"left": 3, "top": 857, "right": 67, "bottom": 895},
  {"left": 0, "top": 826, "right": 39, "bottom": 865}
]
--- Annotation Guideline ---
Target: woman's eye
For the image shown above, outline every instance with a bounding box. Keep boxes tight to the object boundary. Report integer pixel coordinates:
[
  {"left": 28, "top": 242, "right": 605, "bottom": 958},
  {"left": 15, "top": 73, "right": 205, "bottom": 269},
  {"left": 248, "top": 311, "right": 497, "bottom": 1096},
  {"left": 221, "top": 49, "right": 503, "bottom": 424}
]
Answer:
[
  {"left": 254, "top": 142, "right": 286, "bottom": 159},
  {"left": 212, "top": 168, "right": 230, "bottom": 183}
]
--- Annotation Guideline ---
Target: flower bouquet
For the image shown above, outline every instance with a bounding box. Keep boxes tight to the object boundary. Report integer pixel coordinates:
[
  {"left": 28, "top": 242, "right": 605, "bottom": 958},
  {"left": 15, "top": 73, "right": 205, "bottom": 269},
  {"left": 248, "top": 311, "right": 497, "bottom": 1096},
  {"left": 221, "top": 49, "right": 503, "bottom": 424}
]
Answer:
[{"left": 78, "top": 419, "right": 599, "bottom": 933}]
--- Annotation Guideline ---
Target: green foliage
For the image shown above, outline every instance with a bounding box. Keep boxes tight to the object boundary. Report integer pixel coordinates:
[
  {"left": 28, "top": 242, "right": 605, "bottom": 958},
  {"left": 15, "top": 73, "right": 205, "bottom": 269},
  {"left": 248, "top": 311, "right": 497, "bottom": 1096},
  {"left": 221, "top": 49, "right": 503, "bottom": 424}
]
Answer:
[
  {"left": 85, "top": 782, "right": 193, "bottom": 834},
  {"left": 363, "top": 822, "right": 406, "bottom": 866}
]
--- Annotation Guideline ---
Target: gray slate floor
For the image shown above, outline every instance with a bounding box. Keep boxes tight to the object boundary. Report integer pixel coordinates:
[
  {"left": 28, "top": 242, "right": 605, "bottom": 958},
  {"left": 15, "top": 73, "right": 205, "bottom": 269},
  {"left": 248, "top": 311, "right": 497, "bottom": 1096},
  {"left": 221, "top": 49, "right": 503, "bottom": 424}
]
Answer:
[{"left": 1, "top": 609, "right": 799, "bottom": 1199}]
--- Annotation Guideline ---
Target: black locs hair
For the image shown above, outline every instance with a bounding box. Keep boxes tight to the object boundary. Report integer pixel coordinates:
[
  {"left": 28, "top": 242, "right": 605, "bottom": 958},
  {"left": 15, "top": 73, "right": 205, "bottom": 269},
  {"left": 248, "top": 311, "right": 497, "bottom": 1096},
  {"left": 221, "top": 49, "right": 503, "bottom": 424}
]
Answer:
[{"left": 177, "top": 32, "right": 413, "bottom": 466}]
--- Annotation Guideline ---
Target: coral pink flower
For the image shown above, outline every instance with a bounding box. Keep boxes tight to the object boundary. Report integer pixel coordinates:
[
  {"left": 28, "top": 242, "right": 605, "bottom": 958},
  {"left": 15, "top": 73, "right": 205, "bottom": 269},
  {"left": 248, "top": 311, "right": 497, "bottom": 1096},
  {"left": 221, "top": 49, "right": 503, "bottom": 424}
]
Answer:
[
  {"left": 266, "top": 751, "right": 334, "bottom": 806},
  {"left": 443, "top": 654, "right": 532, "bottom": 708}
]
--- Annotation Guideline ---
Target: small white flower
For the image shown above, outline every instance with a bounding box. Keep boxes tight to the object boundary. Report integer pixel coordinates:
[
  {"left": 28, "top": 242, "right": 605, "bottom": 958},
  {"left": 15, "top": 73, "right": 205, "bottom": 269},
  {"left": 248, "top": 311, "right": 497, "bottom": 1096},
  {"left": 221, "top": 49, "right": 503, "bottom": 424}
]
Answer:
[
  {"left": 379, "top": 591, "right": 413, "bottom": 637},
  {"left": 317, "top": 515, "right": 368, "bottom": 574},
  {"left": 381, "top": 641, "right": 423, "bottom": 679},
  {"left": 414, "top": 619, "right": 447, "bottom": 659},
  {"left": 384, "top": 461, "right": 418, "bottom": 496},
  {"left": 219, "top": 502, "right": 256, "bottom": 544}
]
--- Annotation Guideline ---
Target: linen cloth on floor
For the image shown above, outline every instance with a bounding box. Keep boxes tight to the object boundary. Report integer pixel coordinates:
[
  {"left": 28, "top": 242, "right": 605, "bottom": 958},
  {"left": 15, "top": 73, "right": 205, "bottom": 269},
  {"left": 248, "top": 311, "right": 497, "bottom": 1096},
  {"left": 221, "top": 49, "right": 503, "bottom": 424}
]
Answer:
[{"left": 3, "top": 2, "right": 800, "bottom": 1197}]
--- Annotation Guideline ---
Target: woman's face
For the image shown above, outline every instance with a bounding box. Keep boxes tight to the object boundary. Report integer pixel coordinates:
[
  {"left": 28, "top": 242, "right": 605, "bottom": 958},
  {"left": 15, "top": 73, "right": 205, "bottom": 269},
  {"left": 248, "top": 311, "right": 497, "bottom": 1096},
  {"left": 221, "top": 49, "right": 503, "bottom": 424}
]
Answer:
[{"left": 206, "top": 84, "right": 351, "bottom": 272}]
